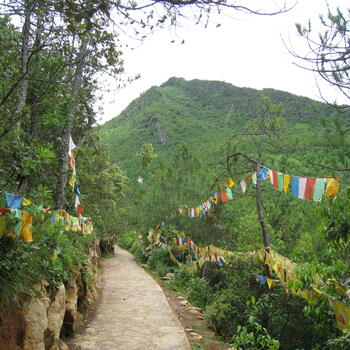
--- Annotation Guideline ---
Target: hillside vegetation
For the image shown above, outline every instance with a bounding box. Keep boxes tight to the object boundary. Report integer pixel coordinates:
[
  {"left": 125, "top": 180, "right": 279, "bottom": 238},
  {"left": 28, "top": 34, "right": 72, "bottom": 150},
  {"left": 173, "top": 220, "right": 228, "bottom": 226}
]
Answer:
[{"left": 102, "top": 78, "right": 350, "bottom": 349}]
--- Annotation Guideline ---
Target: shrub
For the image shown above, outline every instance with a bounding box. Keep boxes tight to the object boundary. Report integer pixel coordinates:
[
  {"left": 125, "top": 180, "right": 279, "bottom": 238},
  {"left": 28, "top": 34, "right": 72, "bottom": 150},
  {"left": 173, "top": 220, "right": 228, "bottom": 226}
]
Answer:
[
  {"left": 117, "top": 231, "right": 137, "bottom": 250},
  {"left": 0, "top": 225, "right": 95, "bottom": 310},
  {"left": 147, "top": 248, "right": 174, "bottom": 276}
]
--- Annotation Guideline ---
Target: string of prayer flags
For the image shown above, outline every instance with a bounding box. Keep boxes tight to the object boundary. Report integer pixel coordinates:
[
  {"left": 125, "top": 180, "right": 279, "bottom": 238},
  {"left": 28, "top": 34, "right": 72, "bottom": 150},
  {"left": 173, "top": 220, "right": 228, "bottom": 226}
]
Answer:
[{"left": 259, "top": 167, "right": 340, "bottom": 202}]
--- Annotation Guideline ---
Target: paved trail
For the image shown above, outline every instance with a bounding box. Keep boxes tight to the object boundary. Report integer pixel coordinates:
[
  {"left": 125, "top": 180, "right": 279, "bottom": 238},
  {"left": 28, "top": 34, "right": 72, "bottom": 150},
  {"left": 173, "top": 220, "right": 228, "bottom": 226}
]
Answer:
[{"left": 69, "top": 246, "right": 191, "bottom": 350}]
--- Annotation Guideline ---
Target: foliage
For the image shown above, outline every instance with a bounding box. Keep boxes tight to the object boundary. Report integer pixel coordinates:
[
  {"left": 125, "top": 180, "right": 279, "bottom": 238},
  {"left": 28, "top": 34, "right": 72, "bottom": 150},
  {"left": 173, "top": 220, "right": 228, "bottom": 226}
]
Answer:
[
  {"left": 0, "top": 225, "right": 96, "bottom": 310},
  {"left": 232, "top": 321, "right": 280, "bottom": 350}
]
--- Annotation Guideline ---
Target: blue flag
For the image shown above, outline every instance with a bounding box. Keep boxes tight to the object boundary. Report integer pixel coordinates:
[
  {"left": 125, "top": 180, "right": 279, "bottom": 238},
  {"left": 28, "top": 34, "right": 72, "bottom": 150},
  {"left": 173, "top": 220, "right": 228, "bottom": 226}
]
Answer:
[{"left": 5, "top": 192, "right": 22, "bottom": 209}]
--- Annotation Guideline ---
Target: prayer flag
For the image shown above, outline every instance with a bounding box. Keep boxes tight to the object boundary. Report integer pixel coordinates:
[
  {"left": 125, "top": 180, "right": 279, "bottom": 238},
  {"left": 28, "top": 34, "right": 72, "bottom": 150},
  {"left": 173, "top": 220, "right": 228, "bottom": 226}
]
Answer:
[
  {"left": 227, "top": 177, "right": 235, "bottom": 187},
  {"left": 22, "top": 198, "right": 31, "bottom": 206},
  {"left": 259, "top": 167, "right": 268, "bottom": 180},
  {"left": 74, "top": 182, "right": 81, "bottom": 196},
  {"left": 21, "top": 212, "right": 33, "bottom": 242},
  {"left": 68, "top": 136, "right": 76, "bottom": 157},
  {"left": 298, "top": 177, "right": 307, "bottom": 199},
  {"left": 252, "top": 172, "right": 257, "bottom": 185},
  {"left": 69, "top": 155, "right": 75, "bottom": 170},
  {"left": 272, "top": 171, "right": 279, "bottom": 189},
  {"left": 221, "top": 191, "right": 229, "bottom": 203},
  {"left": 5, "top": 193, "right": 22, "bottom": 209},
  {"left": 226, "top": 187, "right": 233, "bottom": 200},
  {"left": 304, "top": 177, "right": 316, "bottom": 200},
  {"left": 277, "top": 172, "right": 284, "bottom": 192},
  {"left": 283, "top": 174, "right": 291, "bottom": 193},
  {"left": 291, "top": 177, "right": 299, "bottom": 197},
  {"left": 51, "top": 248, "right": 58, "bottom": 261},
  {"left": 75, "top": 196, "right": 83, "bottom": 216},
  {"left": 313, "top": 178, "right": 326, "bottom": 202},
  {"left": 269, "top": 169, "right": 274, "bottom": 186},
  {"left": 329, "top": 298, "right": 350, "bottom": 331},
  {"left": 240, "top": 180, "right": 247, "bottom": 194},
  {"left": 326, "top": 177, "right": 340, "bottom": 198}
]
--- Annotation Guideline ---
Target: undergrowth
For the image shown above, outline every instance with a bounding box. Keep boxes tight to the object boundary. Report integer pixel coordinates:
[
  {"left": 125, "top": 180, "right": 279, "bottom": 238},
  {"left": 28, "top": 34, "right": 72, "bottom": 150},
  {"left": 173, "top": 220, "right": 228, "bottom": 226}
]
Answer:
[{"left": 0, "top": 224, "right": 96, "bottom": 311}]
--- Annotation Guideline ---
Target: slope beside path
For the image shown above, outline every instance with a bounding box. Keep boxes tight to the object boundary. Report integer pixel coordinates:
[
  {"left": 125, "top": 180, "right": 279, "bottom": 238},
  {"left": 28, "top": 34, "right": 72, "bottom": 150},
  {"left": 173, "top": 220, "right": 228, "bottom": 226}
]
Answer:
[{"left": 68, "top": 246, "right": 191, "bottom": 350}]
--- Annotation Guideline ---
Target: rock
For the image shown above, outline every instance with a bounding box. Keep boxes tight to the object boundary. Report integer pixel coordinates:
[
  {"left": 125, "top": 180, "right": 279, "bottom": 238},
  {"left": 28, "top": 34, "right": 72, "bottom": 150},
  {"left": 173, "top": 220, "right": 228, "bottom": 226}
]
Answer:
[
  {"left": 47, "top": 284, "right": 66, "bottom": 343},
  {"left": 22, "top": 283, "right": 51, "bottom": 350},
  {"left": 189, "top": 332, "right": 203, "bottom": 340},
  {"left": 179, "top": 300, "right": 188, "bottom": 306},
  {"left": 0, "top": 306, "right": 25, "bottom": 350}
]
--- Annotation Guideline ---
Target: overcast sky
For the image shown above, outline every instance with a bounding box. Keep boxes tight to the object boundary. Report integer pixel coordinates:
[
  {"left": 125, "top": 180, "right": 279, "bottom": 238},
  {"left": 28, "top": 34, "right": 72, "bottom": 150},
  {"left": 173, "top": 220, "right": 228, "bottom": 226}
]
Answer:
[{"left": 96, "top": 0, "right": 349, "bottom": 124}]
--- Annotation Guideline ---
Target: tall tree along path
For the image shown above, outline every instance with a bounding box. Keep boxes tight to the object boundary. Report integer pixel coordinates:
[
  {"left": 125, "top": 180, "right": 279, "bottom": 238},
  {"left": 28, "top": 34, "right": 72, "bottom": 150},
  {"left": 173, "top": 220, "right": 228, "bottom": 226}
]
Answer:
[{"left": 69, "top": 246, "right": 191, "bottom": 350}]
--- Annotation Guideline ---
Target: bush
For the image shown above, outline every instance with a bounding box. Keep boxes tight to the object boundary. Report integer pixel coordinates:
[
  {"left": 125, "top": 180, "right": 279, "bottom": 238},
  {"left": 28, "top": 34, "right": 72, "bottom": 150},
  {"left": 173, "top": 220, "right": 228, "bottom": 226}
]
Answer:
[
  {"left": 232, "top": 321, "right": 280, "bottom": 350},
  {"left": 186, "top": 276, "right": 209, "bottom": 309},
  {"left": 147, "top": 248, "right": 174, "bottom": 276},
  {"left": 0, "top": 225, "right": 95, "bottom": 310},
  {"left": 130, "top": 239, "right": 148, "bottom": 264},
  {"left": 117, "top": 231, "right": 137, "bottom": 250}
]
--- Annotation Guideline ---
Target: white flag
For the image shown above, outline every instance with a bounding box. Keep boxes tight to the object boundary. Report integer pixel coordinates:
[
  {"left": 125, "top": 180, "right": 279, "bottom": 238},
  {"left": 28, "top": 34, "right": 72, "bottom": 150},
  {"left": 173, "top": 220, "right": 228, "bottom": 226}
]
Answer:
[
  {"left": 68, "top": 136, "right": 77, "bottom": 157},
  {"left": 240, "top": 180, "right": 247, "bottom": 194}
]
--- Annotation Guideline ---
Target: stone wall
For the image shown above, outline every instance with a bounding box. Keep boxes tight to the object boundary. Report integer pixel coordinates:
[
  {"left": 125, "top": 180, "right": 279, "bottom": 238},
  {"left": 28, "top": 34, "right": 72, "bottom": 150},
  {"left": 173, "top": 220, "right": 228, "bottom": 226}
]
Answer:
[{"left": 0, "top": 243, "right": 101, "bottom": 350}]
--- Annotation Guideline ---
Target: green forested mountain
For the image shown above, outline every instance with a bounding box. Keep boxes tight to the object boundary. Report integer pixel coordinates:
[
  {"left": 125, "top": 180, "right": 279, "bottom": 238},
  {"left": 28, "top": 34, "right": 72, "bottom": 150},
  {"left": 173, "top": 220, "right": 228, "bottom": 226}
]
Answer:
[{"left": 102, "top": 77, "right": 337, "bottom": 175}]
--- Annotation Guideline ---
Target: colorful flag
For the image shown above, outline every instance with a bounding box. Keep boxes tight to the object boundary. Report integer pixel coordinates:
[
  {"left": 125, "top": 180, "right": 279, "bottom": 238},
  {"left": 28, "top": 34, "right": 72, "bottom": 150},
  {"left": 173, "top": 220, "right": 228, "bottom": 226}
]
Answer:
[
  {"left": 259, "top": 167, "right": 268, "bottom": 180},
  {"left": 291, "top": 177, "right": 299, "bottom": 197},
  {"left": 240, "top": 180, "right": 247, "bottom": 193},
  {"left": 283, "top": 174, "right": 291, "bottom": 193},
  {"left": 313, "top": 178, "right": 326, "bottom": 202},
  {"left": 5, "top": 193, "right": 22, "bottom": 209},
  {"left": 298, "top": 177, "right": 307, "bottom": 200},
  {"left": 277, "top": 172, "right": 284, "bottom": 192},
  {"left": 68, "top": 136, "right": 76, "bottom": 157},
  {"left": 227, "top": 177, "right": 235, "bottom": 187},
  {"left": 272, "top": 171, "right": 279, "bottom": 189},
  {"left": 304, "top": 177, "right": 316, "bottom": 200},
  {"left": 326, "top": 177, "right": 340, "bottom": 198},
  {"left": 75, "top": 196, "right": 83, "bottom": 216},
  {"left": 226, "top": 187, "right": 233, "bottom": 200}
]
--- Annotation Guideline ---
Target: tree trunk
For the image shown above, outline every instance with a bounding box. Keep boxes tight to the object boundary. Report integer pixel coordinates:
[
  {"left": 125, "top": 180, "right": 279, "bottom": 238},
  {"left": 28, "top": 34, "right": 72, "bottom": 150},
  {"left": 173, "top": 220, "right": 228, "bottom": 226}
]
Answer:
[
  {"left": 55, "top": 38, "right": 88, "bottom": 209},
  {"left": 255, "top": 140, "right": 270, "bottom": 250},
  {"left": 16, "top": 0, "right": 33, "bottom": 195},
  {"left": 16, "top": 1, "right": 32, "bottom": 114}
]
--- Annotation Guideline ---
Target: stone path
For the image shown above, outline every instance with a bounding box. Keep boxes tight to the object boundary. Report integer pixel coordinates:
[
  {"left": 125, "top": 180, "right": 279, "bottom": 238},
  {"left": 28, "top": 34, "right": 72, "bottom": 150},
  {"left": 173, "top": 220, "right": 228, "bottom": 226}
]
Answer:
[{"left": 69, "top": 246, "right": 191, "bottom": 350}]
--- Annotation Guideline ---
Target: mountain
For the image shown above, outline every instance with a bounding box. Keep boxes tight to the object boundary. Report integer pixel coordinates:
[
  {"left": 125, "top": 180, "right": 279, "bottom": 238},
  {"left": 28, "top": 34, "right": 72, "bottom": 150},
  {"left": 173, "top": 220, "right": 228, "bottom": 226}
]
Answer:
[{"left": 101, "top": 77, "right": 336, "bottom": 175}]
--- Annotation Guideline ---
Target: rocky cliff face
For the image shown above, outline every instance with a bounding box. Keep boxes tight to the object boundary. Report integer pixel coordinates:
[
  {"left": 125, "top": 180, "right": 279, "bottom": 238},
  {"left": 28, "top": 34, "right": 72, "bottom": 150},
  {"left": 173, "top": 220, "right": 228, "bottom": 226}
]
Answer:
[{"left": 0, "top": 243, "right": 101, "bottom": 350}]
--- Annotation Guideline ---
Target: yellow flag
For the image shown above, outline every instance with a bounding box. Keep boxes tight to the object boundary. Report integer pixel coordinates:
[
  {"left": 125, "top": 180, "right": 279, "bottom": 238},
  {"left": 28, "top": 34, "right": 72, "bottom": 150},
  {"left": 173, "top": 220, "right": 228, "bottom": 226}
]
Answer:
[
  {"left": 283, "top": 175, "right": 291, "bottom": 193},
  {"left": 326, "top": 177, "right": 340, "bottom": 198},
  {"left": 51, "top": 248, "right": 58, "bottom": 261},
  {"left": 21, "top": 213, "right": 33, "bottom": 242},
  {"left": 267, "top": 278, "right": 277, "bottom": 289},
  {"left": 227, "top": 177, "right": 235, "bottom": 187},
  {"left": 329, "top": 298, "right": 350, "bottom": 331},
  {"left": 69, "top": 173, "right": 75, "bottom": 190},
  {"left": 22, "top": 198, "right": 32, "bottom": 206}
]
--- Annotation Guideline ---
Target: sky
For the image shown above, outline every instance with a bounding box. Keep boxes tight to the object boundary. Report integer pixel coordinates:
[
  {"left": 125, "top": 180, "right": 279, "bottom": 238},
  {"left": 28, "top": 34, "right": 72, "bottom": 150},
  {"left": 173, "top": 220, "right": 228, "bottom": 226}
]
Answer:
[{"left": 96, "top": 0, "right": 349, "bottom": 124}]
